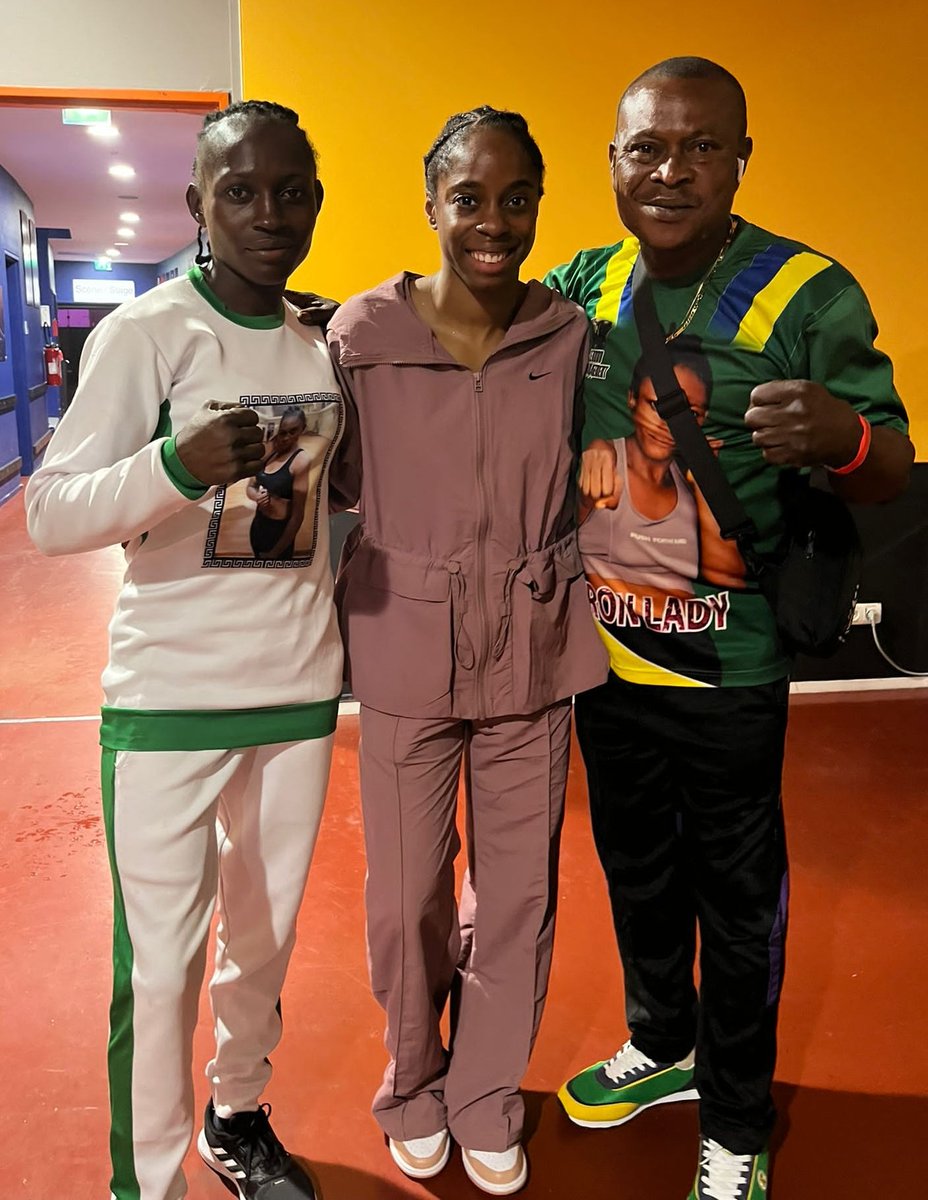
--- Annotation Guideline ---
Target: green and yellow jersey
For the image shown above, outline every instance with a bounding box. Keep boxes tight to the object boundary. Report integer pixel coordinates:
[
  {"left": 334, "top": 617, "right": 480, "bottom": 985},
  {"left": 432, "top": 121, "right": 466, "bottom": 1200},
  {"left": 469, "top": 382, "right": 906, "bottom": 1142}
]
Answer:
[{"left": 546, "top": 219, "right": 907, "bottom": 688}]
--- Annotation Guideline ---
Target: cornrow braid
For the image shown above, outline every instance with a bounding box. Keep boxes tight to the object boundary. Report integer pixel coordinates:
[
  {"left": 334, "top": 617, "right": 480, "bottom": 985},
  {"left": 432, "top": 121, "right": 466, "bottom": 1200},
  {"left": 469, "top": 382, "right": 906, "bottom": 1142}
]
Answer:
[
  {"left": 193, "top": 99, "right": 318, "bottom": 182},
  {"left": 423, "top": 105, "right": 545, "bottom": 198}
]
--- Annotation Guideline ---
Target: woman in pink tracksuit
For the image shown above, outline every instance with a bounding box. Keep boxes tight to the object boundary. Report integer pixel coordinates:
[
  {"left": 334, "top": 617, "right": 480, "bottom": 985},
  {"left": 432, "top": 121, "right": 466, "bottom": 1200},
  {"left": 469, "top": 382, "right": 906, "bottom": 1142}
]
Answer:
[{"left": 327, "top": 106, "right": 606, "bottom": 1196}]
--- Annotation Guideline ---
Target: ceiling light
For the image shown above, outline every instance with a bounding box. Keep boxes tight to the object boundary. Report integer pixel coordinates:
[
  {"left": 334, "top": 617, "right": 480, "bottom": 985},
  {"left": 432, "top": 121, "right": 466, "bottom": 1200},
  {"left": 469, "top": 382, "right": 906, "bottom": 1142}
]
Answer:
[
  {"left": 114, "top": 242, "right": 129, "bottom": 247},
  {"left": 117, "top": 227, "right": 136, "bottom": 239},
  {"left": 108, "top": 164, "right": 135, "bottom": 179},
  {"left": 88, "top": 125, "right": 120, "bottom": 140},
  {"left": 105, "top": 247, "right": 121, "bottom": 257},
  {"left": 119, "top": 212, "right": 140, "bottom": 224}
]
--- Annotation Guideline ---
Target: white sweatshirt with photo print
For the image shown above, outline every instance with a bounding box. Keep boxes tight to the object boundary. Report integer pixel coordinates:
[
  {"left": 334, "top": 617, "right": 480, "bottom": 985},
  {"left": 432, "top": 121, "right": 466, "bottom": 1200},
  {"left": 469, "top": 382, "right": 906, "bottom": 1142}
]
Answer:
[{"left": 26, "top": 269, "right": 344, "bottom": 713}]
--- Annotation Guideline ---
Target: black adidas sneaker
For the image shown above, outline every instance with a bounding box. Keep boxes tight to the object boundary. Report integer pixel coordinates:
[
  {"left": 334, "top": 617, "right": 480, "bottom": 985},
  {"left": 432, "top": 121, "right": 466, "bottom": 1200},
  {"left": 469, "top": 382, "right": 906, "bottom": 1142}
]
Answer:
[{"left": 197, "top": 1101, "right": 317, "bottom": 1199}]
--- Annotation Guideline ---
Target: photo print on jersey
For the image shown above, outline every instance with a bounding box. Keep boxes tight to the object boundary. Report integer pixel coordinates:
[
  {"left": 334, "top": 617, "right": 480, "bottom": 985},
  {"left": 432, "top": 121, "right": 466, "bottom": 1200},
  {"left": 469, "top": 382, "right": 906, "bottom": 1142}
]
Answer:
[
  {"left": 579, "top": 337, "right": 748, "bottom": 681},
  {"left": 202, "top": 393, "right": 342, "bottom": 568}
]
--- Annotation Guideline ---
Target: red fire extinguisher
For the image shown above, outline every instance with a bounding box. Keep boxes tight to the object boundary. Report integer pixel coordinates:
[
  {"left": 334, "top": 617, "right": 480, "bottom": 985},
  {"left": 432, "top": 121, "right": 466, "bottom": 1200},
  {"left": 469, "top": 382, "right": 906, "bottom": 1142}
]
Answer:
[{"left": 45, "top": 344, "right": 63, "bottom": 387}]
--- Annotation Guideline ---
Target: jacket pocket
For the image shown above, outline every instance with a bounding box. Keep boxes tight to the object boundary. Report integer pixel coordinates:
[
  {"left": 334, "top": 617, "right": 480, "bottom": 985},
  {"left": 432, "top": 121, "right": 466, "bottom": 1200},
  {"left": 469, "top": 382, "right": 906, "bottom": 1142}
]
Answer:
[
  {"left": 336, "top": 534, "right": 454, "bottom": 712},
  {"left": 508, "top": 530, "right": 596, "bottom": 709}
]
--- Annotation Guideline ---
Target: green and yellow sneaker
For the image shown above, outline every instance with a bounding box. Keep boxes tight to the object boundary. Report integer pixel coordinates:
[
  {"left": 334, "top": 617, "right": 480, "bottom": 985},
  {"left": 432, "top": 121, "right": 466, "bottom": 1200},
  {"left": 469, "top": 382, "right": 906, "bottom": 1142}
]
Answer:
[
  {"left": 687, "top": 1137, "right": 769, "bottom": 1199},
  {"left": 558, "top": 1039, "right": 698, "bottom": 1128}
]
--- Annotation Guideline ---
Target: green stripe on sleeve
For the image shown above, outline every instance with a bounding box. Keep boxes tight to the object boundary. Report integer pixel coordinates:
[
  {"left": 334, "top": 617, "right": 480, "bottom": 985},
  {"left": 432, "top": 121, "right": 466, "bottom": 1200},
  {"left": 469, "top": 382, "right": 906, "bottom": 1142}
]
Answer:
[
  {"left": 102, "top": 749, "right": 141, "bottom": 1200},
  {"left": 160, "top": 437, "right": 209, "bottom": 500},
  {"left": 100, "top": 698, "right": 340, "bottom": 752}
]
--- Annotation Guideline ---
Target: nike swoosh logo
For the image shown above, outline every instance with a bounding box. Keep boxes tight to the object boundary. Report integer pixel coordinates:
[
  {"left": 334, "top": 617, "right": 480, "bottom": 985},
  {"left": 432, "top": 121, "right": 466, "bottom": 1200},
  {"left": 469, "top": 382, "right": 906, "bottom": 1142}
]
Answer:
[{"left": 529, "top": 371, "right": 551, "bottom": 380}]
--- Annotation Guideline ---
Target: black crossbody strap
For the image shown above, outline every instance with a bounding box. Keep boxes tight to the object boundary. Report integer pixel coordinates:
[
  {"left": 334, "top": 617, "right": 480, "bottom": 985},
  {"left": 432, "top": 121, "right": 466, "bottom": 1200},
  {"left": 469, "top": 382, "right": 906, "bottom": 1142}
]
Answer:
[{"left": 630, "top": 259, "right": 759, "bottom": 553}]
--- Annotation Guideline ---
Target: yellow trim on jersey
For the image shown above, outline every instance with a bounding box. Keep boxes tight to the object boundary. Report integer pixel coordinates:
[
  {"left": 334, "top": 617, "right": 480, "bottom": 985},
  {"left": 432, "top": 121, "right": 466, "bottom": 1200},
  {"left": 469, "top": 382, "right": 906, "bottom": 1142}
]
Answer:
[
  {"left": 596, "top": 623, "right": 713, "bottom": 688},
  {"left": 593, "top": 239, "right": 639, "bottom": 325},
  {"left": 733, "top": 252, "right": 832, "bottom": 352}
]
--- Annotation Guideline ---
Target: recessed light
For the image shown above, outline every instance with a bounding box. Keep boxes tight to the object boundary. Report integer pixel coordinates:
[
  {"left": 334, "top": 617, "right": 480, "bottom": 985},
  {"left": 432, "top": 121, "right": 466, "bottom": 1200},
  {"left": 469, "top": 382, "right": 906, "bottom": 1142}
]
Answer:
[
  {"left": 117, "top": 227, "right": 136, "bottom": 239},
  {"left": 105, "top": 247, "right": 121, "bottom": 257},
  {"left": 88, "top": 125, "right": 120, "bottom": 140},
  {"left": 114, "top": 242, "right": 129, "bottom": 247},
  {"left": 108, "top": 165, "right": 135, "bottom": 179},
  {"left": 119, "top": 212, "right": 140, "bottom": 224}
]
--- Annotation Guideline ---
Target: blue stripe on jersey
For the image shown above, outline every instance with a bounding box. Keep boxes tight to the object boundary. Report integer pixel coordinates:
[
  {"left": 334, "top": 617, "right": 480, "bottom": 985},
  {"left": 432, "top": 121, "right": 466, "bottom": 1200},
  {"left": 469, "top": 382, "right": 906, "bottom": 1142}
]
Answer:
[
  {"left": 617, "top": 273, "right": 635, "bottom": 326},
  {"left": 707, "top": 242, "right": 798, "bottom": 341}
]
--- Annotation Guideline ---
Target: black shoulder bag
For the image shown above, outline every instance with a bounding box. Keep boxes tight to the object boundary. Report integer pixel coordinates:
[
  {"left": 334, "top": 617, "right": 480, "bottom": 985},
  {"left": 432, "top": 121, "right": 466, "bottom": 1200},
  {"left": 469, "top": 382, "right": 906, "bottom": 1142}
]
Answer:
[{"left": 630, "top": 260, "right": 862, "bottom": 659}]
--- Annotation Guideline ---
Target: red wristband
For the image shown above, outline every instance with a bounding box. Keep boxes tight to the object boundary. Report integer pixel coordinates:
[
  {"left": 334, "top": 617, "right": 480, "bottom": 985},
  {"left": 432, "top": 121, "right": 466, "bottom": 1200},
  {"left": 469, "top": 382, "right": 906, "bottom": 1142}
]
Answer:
[{"left": 827, "top": 413, "right": 872, "bottom": 475}]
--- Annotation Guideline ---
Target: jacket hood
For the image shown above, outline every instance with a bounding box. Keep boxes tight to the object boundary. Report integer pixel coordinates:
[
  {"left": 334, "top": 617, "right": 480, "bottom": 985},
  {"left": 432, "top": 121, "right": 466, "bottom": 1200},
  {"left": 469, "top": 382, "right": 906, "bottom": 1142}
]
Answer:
[{"left": 328, "top": 272, "right": 582, "bottom": 366}]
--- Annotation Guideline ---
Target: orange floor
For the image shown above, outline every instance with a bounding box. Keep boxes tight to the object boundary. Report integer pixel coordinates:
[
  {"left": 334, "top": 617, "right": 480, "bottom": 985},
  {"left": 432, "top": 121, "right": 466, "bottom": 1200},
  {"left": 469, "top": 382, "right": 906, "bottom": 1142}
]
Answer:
[{"left": 2, "top": 488, "right": 926, "bottom": 1199}]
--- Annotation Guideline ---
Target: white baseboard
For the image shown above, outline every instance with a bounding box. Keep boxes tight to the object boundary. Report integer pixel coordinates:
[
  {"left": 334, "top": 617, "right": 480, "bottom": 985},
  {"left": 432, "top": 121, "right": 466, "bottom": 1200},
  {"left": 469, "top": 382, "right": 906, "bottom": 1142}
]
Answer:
[{"left": 790, "top": 676, "right": 928, "bottom": 694}]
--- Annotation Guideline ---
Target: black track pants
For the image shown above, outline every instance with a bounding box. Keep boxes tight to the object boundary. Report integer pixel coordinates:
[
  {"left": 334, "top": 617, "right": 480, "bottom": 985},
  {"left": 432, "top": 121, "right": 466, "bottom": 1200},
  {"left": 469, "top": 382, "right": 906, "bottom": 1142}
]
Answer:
[{"left": 575, "top": 673, "right": 790, "bottom": 1154}]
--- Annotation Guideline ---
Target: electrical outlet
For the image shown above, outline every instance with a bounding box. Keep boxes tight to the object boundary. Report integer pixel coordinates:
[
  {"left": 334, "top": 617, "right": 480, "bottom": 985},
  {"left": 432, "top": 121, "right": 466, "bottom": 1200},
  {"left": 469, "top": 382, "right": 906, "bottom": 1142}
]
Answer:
[{"left": 852, "top": 602, "right": 882, "bottom": 626}]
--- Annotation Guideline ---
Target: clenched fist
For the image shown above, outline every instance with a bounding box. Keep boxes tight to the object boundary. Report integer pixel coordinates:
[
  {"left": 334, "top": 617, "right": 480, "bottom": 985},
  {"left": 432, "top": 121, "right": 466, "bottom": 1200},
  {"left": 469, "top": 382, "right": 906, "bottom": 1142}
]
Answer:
[
  {"left": 173, "top": 401, "right": 265, "bottom": 486},
  {"left": 744, "top": 380, "right": 861, "bottom": 468},
  {"left": 580, "top": 438, "right": 620, "bottom": 508}
]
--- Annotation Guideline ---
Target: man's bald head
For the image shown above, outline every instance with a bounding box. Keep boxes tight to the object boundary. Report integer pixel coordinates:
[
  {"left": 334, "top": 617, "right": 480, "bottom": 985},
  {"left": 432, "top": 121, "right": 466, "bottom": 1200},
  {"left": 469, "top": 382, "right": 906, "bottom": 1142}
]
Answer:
[{"left": 618, "top": 57, "right": 748, "bottom": 141}]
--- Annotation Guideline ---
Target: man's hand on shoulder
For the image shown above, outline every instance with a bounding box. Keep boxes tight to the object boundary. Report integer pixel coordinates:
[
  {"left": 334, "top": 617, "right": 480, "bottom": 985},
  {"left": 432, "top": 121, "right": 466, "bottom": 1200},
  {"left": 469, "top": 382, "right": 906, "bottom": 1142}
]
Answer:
[
  {"left": 174, "top": 401, "right": 264, "bottom": 486},
  {"left": 284, "top": 289, "right": 340, "bottom": 328},
  {"left": 744, "top": 381, "right": 861, "bottom": 469}
]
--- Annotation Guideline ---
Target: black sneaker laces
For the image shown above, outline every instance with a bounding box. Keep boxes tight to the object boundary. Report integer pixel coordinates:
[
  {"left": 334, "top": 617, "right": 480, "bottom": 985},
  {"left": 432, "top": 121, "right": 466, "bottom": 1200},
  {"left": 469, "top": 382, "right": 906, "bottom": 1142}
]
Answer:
[{"left": 223, "top": 1103, "right": 290, "bottom": 1183}]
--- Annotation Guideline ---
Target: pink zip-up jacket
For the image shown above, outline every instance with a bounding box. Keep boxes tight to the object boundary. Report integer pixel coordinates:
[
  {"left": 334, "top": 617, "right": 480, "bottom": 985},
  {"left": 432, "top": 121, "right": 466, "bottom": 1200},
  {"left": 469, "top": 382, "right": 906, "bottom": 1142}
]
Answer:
[{"left": 327, "top": 272, "right": 608, "bottom": 720}]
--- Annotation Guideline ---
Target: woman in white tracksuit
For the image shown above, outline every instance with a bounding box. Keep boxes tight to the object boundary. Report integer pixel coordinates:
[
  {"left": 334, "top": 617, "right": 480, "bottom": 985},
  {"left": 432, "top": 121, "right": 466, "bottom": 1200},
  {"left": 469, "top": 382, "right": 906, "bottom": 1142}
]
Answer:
[{"left": 25, "top": 101, "right": 340, "bottom": 1200}]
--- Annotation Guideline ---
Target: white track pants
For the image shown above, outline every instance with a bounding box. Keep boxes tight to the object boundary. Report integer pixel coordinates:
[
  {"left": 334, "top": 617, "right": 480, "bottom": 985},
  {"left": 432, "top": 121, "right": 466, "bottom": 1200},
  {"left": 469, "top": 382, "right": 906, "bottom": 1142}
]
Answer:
[{"left": 102, "top": 736, "right": 333, "bottom": 1200}]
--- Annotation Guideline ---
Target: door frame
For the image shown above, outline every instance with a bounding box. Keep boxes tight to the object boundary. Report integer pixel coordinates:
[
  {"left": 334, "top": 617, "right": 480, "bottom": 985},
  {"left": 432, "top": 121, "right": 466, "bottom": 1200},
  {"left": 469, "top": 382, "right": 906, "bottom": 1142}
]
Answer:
[{"left": 0, "top": 87, "right": 228, "bottom": 114}]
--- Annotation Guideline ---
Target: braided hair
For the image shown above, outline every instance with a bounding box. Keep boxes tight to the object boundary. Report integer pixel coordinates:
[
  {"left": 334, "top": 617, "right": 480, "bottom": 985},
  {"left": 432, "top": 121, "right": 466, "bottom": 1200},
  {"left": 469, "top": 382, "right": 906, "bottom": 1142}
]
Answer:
[
  {"left": 423, "top": 105, "right": 545, "bottom": 198},
  {"left": 193, "top": 99, "right": 317, "bottom": 184}
]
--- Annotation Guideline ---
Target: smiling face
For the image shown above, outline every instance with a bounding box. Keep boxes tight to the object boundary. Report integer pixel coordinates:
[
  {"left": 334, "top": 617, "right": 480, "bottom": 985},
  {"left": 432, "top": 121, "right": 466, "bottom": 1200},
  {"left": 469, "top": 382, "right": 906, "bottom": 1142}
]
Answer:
[
  {"left": 186, "top": 116, "right": 323, "bottom": 315},
  {"left": 629, "top": 364, "right": 708, "bottom": 462},
  {"left": 425, "top": 125, "right": 541, "bottom": 293},
  {"left": 610, "top": 74, "right": 751, "bottom": 277}
]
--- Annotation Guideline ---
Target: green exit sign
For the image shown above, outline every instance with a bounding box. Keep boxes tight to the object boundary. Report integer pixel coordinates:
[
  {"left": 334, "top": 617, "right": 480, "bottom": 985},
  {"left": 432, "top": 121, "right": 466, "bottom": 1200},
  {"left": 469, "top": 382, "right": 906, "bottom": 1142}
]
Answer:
[
  {"left": 94, "top": 257, "right": 114, "bottom": 271},
  {"left": 62, "top": 108, "right": 111, "bottom": 127}
]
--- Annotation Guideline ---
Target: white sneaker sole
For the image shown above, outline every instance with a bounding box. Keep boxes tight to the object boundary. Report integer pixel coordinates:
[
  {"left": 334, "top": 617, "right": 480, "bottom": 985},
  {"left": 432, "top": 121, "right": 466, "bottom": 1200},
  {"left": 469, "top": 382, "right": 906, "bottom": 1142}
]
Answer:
[
  {"left": 388, "top": 1133, "right": 451, "bottom": 1179},
  {"left": 461, "top": 1148, "right": 529, "bottom": 1196},
  {"left": 196, "top": 1130, "right": 247, "bottom": 1198},
  {"left": 565, "top": 1086, "right": 700, "bottom": 1129}
]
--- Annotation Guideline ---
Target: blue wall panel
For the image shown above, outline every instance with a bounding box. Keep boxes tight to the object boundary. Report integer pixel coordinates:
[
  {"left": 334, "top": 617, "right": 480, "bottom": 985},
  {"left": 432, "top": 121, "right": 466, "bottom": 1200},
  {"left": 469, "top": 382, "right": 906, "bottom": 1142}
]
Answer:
[
  {"left": 0, "top": 164, "right": 43, "bottom": 425},
  {"left": 156, "top": 239, "right": 197, "bottom": 281},
  {"left": 0, "top": 163, "right": 45, "bottom": 483}
]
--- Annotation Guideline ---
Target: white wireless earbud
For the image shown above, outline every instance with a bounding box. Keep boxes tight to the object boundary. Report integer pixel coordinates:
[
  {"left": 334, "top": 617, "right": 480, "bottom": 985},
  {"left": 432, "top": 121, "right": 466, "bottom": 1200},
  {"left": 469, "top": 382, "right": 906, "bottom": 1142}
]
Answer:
[{"left": 736, "top": 158, "right": 746, "bottom": 183}]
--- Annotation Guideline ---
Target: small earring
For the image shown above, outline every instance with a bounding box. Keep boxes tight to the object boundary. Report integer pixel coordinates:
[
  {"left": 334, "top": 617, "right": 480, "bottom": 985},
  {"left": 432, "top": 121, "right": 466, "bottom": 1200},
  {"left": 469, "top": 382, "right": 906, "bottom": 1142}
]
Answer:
[{"left": 195, "top": 225, "right": 211, "bottom": 266}]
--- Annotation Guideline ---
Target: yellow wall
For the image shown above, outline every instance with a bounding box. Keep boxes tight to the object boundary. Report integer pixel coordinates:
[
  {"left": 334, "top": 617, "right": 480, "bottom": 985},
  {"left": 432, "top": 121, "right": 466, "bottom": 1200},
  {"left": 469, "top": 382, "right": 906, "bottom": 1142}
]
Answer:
[{"left": 241, "top": 1, "right": 926, "bottom": 454}]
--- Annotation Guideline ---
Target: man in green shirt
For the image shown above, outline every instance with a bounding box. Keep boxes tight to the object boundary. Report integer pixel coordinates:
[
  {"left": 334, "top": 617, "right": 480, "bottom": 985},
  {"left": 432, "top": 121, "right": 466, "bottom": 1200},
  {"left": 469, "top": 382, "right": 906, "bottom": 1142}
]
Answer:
[{"left": 546, "top": 56, "right": 912, "bottom": 1200}]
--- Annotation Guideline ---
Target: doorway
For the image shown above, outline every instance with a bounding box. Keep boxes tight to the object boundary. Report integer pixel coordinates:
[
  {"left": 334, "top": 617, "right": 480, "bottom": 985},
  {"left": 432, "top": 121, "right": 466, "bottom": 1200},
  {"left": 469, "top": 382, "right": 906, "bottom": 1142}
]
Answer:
[
  {"left": 4, "top": 252, "right": 34, "bottom": 476},
  {"left": 0, "top": 87, "right": 228, "bottom": 485}
]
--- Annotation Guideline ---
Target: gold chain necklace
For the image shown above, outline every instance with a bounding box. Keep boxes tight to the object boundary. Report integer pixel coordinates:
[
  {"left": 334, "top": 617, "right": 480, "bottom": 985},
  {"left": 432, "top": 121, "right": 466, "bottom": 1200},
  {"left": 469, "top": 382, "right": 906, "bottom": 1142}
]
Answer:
[{"left": 663, "top": 216, "right": 738, "bottom": 343}]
